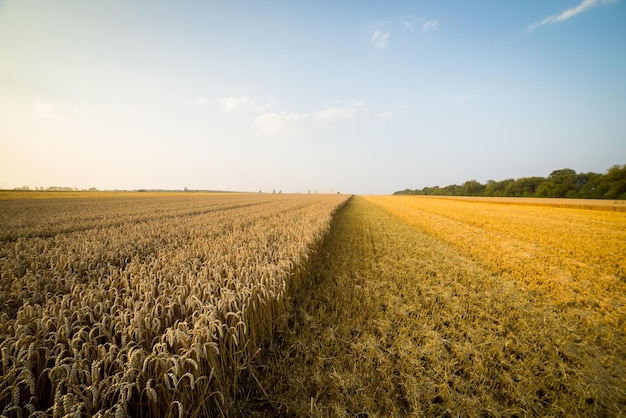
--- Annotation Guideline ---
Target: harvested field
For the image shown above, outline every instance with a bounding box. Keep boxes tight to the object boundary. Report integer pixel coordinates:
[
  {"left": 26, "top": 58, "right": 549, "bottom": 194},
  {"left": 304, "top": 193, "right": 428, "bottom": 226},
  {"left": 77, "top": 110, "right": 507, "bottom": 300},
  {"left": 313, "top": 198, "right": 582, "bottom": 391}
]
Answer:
[
  {"left": 424, "top": 195, "right": 626, "bottom": 212},
  {"left": 251, "top": 195, "right": 626, "bottom": 417}
]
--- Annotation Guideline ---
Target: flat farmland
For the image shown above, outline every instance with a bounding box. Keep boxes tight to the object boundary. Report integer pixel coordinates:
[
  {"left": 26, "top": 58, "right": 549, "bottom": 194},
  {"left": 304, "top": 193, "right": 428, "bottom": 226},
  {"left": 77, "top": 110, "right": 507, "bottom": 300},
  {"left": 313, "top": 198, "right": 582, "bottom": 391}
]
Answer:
[
  {"left": 0, "top": 192, "right": 349, "bottom": 417},
  {"left": 1, "top": 192, "right": 625, "bottom": 417},
  {"left": 252, "top": 195, "right": 626, "bottom": 417},
  {"left": 424, "top": 195, "right": 626, "bottom": 211}
]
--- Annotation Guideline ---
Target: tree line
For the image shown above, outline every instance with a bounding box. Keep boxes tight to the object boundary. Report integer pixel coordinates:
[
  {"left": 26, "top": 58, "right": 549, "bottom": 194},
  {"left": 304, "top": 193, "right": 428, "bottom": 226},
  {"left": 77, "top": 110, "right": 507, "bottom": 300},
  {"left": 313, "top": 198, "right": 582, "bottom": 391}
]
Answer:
[{"left": 394, "top": 164, "right": 626, "bottom": 199}]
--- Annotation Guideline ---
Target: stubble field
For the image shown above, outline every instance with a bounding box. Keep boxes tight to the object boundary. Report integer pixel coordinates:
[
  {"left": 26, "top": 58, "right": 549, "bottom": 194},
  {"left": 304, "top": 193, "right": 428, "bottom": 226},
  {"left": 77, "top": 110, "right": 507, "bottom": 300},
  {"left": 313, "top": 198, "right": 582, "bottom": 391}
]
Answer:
[
  {"left": 249, "top": 195, "right": 626, "bottom": 416},
  {"left": 1, "top": 192, "right": 625, "bottom": 417}
]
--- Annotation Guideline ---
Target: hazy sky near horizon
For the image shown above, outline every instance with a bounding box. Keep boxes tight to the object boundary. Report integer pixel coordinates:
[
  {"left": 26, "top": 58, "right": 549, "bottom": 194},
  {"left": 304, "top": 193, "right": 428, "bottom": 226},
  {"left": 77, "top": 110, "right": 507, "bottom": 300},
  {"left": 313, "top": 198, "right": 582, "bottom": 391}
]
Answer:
[{"left": 1, "top": 1, "right": 625, "bottom": 194}]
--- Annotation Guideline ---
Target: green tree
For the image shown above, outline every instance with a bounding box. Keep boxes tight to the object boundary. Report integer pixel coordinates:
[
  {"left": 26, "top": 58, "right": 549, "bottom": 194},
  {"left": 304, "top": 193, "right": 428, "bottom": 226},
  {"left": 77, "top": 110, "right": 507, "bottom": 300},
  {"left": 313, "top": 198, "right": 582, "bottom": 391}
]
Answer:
[
  {"left": 460, "top": 180, "right": 486, "bottom": 196},
  {"left": 536, "top": 169, "right": 577, "bottom": 198},
  {"left": 441, "top": 184, "right": 461, "bottom": 196},
  {"left": 600, "top": 164, "right": 626, "bottom": 199},
  {"left": 484, "top": 179, "right": 514, "bottom": 197},
  {"left": 577, "top": 172, "right": 603, "bottom": 198},
  {"left": 392, "top": 164, "right": 626, "bottom": 199},
  {"left": 502, "top": 177, "right": 544, "bottom": 197},
  {"left": 393, "top": 189, "right": 416, "bottom": 195}
]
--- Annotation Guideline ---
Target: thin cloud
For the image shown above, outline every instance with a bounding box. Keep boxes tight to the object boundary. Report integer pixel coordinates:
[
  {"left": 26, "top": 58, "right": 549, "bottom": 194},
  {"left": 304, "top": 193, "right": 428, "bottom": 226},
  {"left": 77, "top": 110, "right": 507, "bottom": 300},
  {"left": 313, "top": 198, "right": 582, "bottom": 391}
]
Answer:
[
  {"left": 376, "top": 110, "right": 395, "bottom": 121},
  {"left": 254, "top": 111, "right": 307, "bottom": 136},
  {"left": 399, "top": 16, "right": 420, "bottom": 30},
  {"left": 455, "top": 95, "right": 474, "bottom": 103},
  {"left": 34, "top": 98, "right": 60, "bottom": 120},
  {"left": 196, "top": 97, "right": 209, "bottom": 105},
  {"left": 219, "top": 96, "right": 272, "bottom": 113},
  {"left": 527, "top": 0, "right": 616, "bottom": 32},
  {"left": 422, "top": 20, "right": 438, "bottom": 31},
  {"left": 254, "top": 102, "right": 368, "bottom": 136},
  {"left": 315, "top": 104, "right": 362, "bottom": 122},
  {"left": 71, "top": 107, "right": 93, "bottom": 114},
  {"left": 371, "top": 30, "right": 390, "bottom": 48}
]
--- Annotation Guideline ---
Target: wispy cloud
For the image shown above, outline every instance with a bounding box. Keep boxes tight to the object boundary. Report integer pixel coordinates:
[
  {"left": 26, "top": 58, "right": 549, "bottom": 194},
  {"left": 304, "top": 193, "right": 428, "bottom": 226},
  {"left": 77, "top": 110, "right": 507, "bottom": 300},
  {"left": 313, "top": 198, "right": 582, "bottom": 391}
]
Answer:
[
  {"left": 399, "top": 16, "right": 420, "bottom": 30},
  {"left": 196, "top": 97, "right": 209, "bottom": 105},
  {"left": 315, "top": 104, "right": 362, "bottom": 122},
  {"left": 376, "top": 110, "right": 395, "bottom": 121},
  {"left": 373, "top": 16, "right": 438, "bottom": 48},
  {"left": 455, "top": 95, "right": 474, "bottom": 103},
  {"left": 422, "top": 20, "right": 438, "bottom": 31},
  {"left": 254, "top": 102, "right": 379, "bottom": 136},
  {"left": 371, "top": 30, "right": 390, "bottom": 48},
  {"left": 527, "top": 0, "right": 616, "bottom": 32},
  {"left": 254, "top": 112, "right": 308, "bottom": 136},
  {"left": 219, "top": 96, "right": 272, "bottom": 113},
  {"left": 35, "top": 98, "right": 94, "bottom": 120},
  {"left": 34, "top": 98, "right": 60, "bottom": 120},
  {"left": 398, "top": 16, "right": 438, "bottom": 32}
]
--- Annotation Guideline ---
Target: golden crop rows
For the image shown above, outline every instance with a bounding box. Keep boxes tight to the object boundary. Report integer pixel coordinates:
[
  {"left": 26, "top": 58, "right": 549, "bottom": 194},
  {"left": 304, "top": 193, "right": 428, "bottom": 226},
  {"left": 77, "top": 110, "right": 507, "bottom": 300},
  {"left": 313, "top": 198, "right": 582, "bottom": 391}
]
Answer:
[
  {"left": 366, "top": 195, "right": 626, "bottom": 411},
  {"left": 0, "top": 193, "right": 349, "bottom": 417},
  {"left": 429, "top": 196, "right": 626, "bottom": 212},
  {"left": 252, "top": 196, "right": 626, "bottom": 416},
  {"left": 0, "top": 192, "right": 266, "bottom": 242},
  {"left": 365, "top": 195, "right": 626, "bottom": 315}
]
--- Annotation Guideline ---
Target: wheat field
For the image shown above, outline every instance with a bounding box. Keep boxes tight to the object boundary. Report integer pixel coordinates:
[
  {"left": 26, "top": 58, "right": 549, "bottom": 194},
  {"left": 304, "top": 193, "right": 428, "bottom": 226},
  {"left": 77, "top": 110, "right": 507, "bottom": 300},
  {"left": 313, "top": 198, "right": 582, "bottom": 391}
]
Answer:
[
  {"left": 0, "top": 192, "right": 349, "bottom": 417},
  {"left": 1, "top": 192, "right": 625, "bottom": 417}
]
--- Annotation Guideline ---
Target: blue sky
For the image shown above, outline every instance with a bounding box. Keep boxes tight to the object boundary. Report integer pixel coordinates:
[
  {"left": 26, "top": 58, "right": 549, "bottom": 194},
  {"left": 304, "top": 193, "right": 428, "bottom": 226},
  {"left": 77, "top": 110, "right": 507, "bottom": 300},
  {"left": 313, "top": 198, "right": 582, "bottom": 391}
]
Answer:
[{"left": 1, "top": 1, "right": 625, "bottom": 194}]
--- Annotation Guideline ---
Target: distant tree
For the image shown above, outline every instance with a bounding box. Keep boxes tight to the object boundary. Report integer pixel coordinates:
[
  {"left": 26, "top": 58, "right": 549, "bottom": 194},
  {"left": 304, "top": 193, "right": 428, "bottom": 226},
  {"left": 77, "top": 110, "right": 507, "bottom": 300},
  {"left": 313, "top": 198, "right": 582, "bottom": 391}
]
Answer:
[
  {"left": 393, "top": 189, "right": 415, "bottom": 195},
  {"left": 460, "top": 180, "right": 485, "bottom": 196},
  {"left": 504, "top": 177, "right": 545, "bottom": 197},
  {"left": 575, "top": 173, "right": 602, "bottom": 198},
  {"left": 600, "top": 164, "right": 626, "bottom": 199},
  {"left": 484, "top": 179, "right": 514, "bottom": 197},
  {"left": 392, "top": 164, "right": 625, "bottom": 199},
  {"left": 536, "top": 169, "right": 577, "bottom": 198},
  {"left": 423, "top": 186, "right": 440, "bottom": 195},
  {"left": 441, "top": 184, "right": 461, "bottom": 196}
]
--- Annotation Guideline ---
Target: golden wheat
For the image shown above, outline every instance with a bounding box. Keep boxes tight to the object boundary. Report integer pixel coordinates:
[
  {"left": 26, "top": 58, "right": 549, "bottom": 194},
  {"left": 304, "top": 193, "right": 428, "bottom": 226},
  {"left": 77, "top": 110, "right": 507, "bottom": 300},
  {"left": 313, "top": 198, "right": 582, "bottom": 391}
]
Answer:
[{"left": 0, "top": 192, "right": 349, "bottom": 417}]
